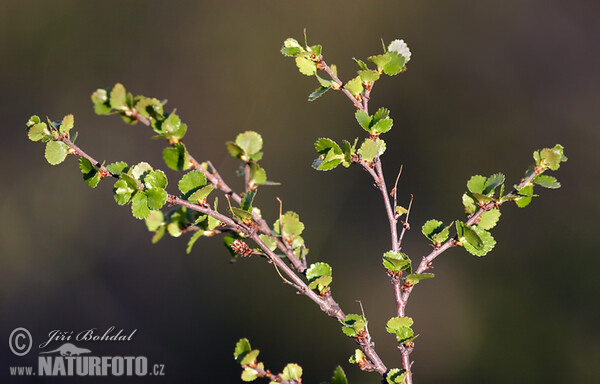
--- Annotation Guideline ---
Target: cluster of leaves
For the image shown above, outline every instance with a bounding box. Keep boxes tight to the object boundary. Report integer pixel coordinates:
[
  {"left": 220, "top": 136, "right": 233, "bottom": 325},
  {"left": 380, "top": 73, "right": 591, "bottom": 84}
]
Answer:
[
  {"left": 382, "top": 251, "right": 434, "bottom": 285},
  {"left": 91, "top": 83, "right": 187, "bottom": 144},
  {"left": 273, "top": 211, "right": 308, "bottom": 260},
  {"left": 281, "top": 34, "right": 409, "bottom": 102},
  {"left": 281, "top": 35, "right": 411, "bottom": 172},
  {"left": 26, "top": 115, "right": 74, "bottom": 165},
  {"left": 421, "top": 145, "right": 567, "bottom": 257},
  {"left": 227, "top": 131, "right": 278, "bottom": 189},
  {"left": 306, "top": 262, "right": 332, "bottom": 295},
  {"left": 234, "top": 339, "right": 304, "bottom": 383},
  {"left": 234, "top": 339, "right": 349, "bottom": 384}
]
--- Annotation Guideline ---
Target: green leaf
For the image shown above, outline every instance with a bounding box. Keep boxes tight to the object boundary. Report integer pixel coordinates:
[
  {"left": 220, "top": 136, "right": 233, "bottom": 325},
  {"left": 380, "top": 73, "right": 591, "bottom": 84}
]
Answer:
[
  {"left": 308, "top": 44, "right": 322, "bottom": 57},
  {"left": 341, "top": 139, "right": 357, "bottom": 167},
  {"left": 275, "top": 211, "right": 305, "bottom": 240},
  {"left": 368, "top": 54, "right": 391, "bottom": 68},
  {"left": 258, "top": 234, "right": 277, "bottom": 251},
  {"left": 78, "top": 157, "right": 95, "bottom": 174},
  {"left": 386, "top": 368, "right": 407, "bottom": 384},
  {"left": 422, "top": 219, "right": 450, "bottom": 243},
  {"left": 330, "top": 366, "right": 348, "bottom": 384},
  {"left": 226, "top": 141, "right": 244, "bottom": 159},
  {"left": 373, "top": 107, "right": 390, "bottom": 121},
  {"left": 163, "top": 143, "right": 191, "bottom": 171},
  {"left": 186, "top": 230, "right": 204, "bottom": 254},
  {"left": 371, "top": 118, "right": 393, "bottom": 135},
  {"left": 178, "top": 170, "right": 207, "bottom": 195},
  {"left": 188, "top": 185, "right": 214, "bottom": 203},
  {"left": 462, "top": 226, "right": 496, "bottom": 257},
  {"left": 234, "top": 338, "right": 252, "bottom": 362},
  {"left": 307, "top": 262, "right": 333, "bottom": 293},
  {"left": 467, "top": 175, "right": 486, "bottom": 194},
  {"left": 456, "top": 221, "right": 483, "bottom": 250},
  {"left": 59, "top": 114, "right": 74, "bottom": 134},
  {"left": 78, "top": 158, "right": 101, "bottom": 188},
  {"left": 91, "top": 88, "right": 111, "bottom": 115},
  {"left": 130, "top": 162, "right": 153, "bottom": 181},
  {"left": 462, "top": 193, "right": 477, "bottom": 214},
  {"left": 145, "top": 188, "right": 167, "bottom": 210},
  {"left": 241, "top": 363, "right": 263, "bottom": 382},
  {"left": 231, "top": 207, "right": 253, "bottom": 220},
  {"left": 344, "top": 76, "right": 363, "bottom": 96},
  {"left": 355, "top": 110, "right": 372, "bottom": 131},
  {"left": 306, "top": 262, "right": 332, "bottom": 280},
  {"left": 241, "top": 189, "right": 257, "bottom": 212},
  {"left": 131, "top": 192, "right": 150, "bottom": 219},
  {"left": 357, "top": 138, "right": 386, "bottom": 163},
  {"left": 382, "top": 251, "right": 411, "bottom": 273},
  {"left": 152, "top": 225, "right": 166, "bottom": 244},
  {"left": 281, "top": 364, "right": 303, "bottom": 381},
  {"left": 381, "top": 51, "right": 405, "bottom": 76},
  {"left": 240, "top": 349, "right": 260, "bottom": 366},
  {"left": 144, "top": 170, "right": 168, "bottom": 189},
  {"left": 385, "top": 317, "right": 414, "bottom": 342},
  {"left": 358, "top": 69, "right": 380, "bottom": 82},
  {"left": 27, "top": 122, "right": 49, "bottom": 141},
  {"left": 405, "top": 273, "right": 435, "bottom": 285},
  {"left": 349, "top": 349, "right": 366, "bottom": 365},
  {"left": 341, "top": 314, "right": 366, "bottom": 337},
  {"left": 515, "top": 185, "right": 534, "bottom": 208},
  {"left": 248, "top": 163, "right": 268, "bottom": 186},
  {"left": 135, "top": 97, "right": 164, "bottom": 119},
  {"left": 353, "top": 58, "right": 368, "bottom": 70},
  {"left": 533, "top": 174, "right": 561, "bottom": 189},
  {"left": 160, "top": 111, "right": 187, "bottom": 140},
  {"left": 236, "top": 131, "right": 263, "bottom": 157},
  {"left": 308, "top": 86, "right": 331, "bottom": 101},
  {"left": 26, "top": 115, "right": 41, "bottom": 127},
  {"left": 281, "top": 38, "right": 304, "bottom": 57},
  {"left": 109, "top": 83, "right": 127, "bottom": 110},
  {"left": 295, "top": 55, "right": 317, "bottom": 76},
  {"left": 483, "top": 173, "right": 505, "bottom": 195},
  {"left": 106, "top": 161, "right": 129, "bottom": 175},
  {"left": 538, "top": 144, "right": 567, "bottom": 170},
  {"left": 314, "top": 138, "right": 342, "bottom": 154},
  {"left": 113, "top": 175, "right": 137, "bottom": 205},
  {"left": 477, "top": 209, "right": 501, "bottom": 230},
  {"left": 45, "top": 141, "right": 68, "bottom": 165},
  {"left": 145, "top": 210, "right": 164, "bottom": 232},
  {"left": 396, "top": 206, "right": 408, "bottom": 216}
]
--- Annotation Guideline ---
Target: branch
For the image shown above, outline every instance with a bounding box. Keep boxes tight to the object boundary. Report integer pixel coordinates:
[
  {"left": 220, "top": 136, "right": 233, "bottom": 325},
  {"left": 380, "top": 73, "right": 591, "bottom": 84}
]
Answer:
[
  {"left": 316, "top": 57, "right": 364, "bottom": 111},
  {"left": 132, "top": 115, "right": 306, "bottom": 273},
  {"left": 57, "top": 132, "right": 388, "bottom": 376}
]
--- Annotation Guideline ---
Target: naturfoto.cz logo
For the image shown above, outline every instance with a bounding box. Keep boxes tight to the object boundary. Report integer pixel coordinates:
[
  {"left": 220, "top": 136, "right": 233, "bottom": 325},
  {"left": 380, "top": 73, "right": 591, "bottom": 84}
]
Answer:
[{"left": 8, "top": 326, "right": 165, "bottom": 377}]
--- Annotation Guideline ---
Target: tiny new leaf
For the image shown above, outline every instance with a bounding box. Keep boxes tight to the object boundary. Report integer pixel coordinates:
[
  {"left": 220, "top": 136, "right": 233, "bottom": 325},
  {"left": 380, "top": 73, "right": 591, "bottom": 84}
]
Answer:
[
  {"left": 386, "top": 368, "right": 408, "bottom": 384},
  {"left": 422, "top": 220, "right": 450, "bottom": 244},
  {"left": 281, "top": 363, "right": 303, "bottom": 381},
  {"left": 405, "top": 273, "right": 435, "bottom": 285},
  {"left": 385, "top": 316, "right": 414, "bottom": 343},
  {"left": 308, "top": 86, "right": 331, "bottom": 101},
  {"left": 382, "top": 251, "right": 411, "bottom": 274},
  {"left": 78, "top": 157, "right": 100, "bottom": 188},
  {"left": 341, "top": 314, "right": 366, "bottom": 337},
  {"left": 330, "top": 366, "right": 349, "bottom": 384}
]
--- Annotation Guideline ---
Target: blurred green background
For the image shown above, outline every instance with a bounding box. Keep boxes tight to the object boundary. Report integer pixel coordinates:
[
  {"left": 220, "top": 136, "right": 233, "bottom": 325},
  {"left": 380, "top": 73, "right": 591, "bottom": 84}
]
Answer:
[{"left": 1, "top": 1, "right": 599, "bottom": 383}]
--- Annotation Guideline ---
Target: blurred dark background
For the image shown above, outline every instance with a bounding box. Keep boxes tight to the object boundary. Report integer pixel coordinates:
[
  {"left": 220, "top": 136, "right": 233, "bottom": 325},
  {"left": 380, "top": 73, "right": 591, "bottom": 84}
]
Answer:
[{"left": 1, "top": 1, "right": 598, "bottom": 383}]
